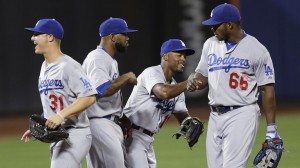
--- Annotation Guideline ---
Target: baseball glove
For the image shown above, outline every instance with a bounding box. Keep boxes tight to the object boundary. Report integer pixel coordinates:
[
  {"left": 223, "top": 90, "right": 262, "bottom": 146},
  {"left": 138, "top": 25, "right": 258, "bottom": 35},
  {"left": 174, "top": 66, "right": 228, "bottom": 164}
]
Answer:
[
  {"left": 174, "top": 117, "right": 204, "bottom": 148},
  {"left": 116, "top": 115, "right": 132, "bottom": 140},
  {"left": 29, "top": 114, "right": 69, "bottom": 143},
  {"left": 253, "top": 138, "right": 283, "bottom": 168}
]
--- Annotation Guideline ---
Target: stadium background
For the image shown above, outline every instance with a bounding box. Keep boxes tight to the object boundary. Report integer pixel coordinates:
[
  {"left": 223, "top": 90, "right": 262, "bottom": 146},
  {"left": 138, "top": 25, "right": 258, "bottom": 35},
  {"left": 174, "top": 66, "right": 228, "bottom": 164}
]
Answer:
[{"left": 0, "top": 0, "right": 299, "bottom": 167}]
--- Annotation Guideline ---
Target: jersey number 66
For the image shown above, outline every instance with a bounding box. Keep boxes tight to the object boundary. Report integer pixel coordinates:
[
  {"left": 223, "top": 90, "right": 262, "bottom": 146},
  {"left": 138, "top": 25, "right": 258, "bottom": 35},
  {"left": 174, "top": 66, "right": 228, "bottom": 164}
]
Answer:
[{"left": 229, "top": 72, "right": 248, "bottom": 90}]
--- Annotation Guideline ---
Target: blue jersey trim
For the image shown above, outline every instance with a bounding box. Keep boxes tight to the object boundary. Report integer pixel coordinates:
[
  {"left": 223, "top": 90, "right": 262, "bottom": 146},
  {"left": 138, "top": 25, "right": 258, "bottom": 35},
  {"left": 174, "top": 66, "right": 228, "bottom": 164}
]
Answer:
[
  {"left": 41, "top": 112, "right": 44, "bottom": 118},
  {"left": 225, "top": 33, "right": 247, "bottom": 51},
  {"left": 96, "top": 81, "right": 111, "bottom": 99},
  {"left": 225, "top": 41, "right": 236, "bottom": 50}
]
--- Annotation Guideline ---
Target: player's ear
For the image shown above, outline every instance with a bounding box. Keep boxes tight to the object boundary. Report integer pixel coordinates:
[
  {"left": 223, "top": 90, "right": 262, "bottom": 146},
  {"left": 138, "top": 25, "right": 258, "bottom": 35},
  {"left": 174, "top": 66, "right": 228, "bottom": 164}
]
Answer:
[
  {"left": 109, "top": 34, "right": 116, "bottom": 42},
  {"left": 163, "top": 53, "right": 169, "bottom": 61},
  {"left": 48, "top": 34, "right": 55, "bottom": 42},
  {"left": 227, "top": 22, "right": 234, "bottom": 30}
]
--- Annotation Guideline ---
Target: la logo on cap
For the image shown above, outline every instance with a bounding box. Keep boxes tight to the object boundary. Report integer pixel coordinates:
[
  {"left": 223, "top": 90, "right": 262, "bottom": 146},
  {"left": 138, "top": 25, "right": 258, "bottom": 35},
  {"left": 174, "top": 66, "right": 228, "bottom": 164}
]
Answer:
[
  {"left": 123, "top": 20, "right": 128, "bottom": 27},
  {"left": 35, "top": 20, "right": 40, "bottom": 26},
  {"left": 180, "top": 40, "right": 186, "bottom": 47}
]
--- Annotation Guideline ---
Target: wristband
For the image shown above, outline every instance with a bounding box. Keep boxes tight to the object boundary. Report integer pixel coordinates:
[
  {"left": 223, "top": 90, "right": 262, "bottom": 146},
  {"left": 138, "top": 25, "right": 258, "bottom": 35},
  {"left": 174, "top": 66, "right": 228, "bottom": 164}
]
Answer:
[
  {"left": 57, "top": 112, "right": 65, "bottom": 120},
  {"left": 266, "top": 123, "right": 280, "bottom": 139},
  {"left": 267, "top": 123, "right": 277, "bottom": 131}
]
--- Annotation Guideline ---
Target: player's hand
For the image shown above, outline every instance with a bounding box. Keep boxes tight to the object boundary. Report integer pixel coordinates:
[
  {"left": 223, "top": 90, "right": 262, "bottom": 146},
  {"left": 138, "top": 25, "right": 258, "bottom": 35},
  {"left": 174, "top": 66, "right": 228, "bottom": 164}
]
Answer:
[
  {"left": 187, "top": 74, "right": 202, "bottom": 92},
  {"left": 124, "top": 72, "right": 137, "bottom": 85},
  {"left": 45, "top": 113, "right": 64, "bottom": 129},
  {"left": 21, "top": 129, "right": 32, "bottom": 142}
]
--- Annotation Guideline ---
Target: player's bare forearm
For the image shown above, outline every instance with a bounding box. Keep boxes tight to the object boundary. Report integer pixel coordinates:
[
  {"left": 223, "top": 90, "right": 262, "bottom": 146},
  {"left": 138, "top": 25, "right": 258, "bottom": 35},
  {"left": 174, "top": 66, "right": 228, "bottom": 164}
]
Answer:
[
  {"left": 45, "top": 95, "right": 96, "bottom": 129},
  {"left": 103, "top": 72, "right": 137, "bottom": 97},
  {"left": 46, "top": 95, "right": 95, "bottom": 129},
  {"left": 152, "top": 81, "right": 188, "bottom": 100},
  {"left": 173, "top": 112, "right": 190, "bottom": 124},
  {"left": 260, "top": 84, "right": 276, "bottom": 124},
  {"left": 57, "top": 95, "right": 96, "bottom": 119}
]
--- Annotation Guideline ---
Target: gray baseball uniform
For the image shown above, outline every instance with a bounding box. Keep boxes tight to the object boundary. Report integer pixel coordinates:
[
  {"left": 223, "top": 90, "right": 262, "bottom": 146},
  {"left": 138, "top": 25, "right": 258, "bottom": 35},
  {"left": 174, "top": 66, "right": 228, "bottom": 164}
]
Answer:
[
  {"left": 39, "top": 55, "right": 97, "bottom": 168},
  {"left": 123, "top": 65, "right": 188, "bottom": 168},
  {"left": 196, "top": 34, "right": 275, "bottom": 167},
  {"left": 82, "top": 46, "right": 125, "bottom": 168}
]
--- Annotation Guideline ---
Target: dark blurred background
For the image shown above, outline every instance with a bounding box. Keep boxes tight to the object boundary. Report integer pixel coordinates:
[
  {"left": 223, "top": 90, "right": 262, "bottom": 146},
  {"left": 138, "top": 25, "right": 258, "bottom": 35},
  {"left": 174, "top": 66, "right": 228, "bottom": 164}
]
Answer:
[{"left": 0, "top": 0, "right": 299, "bottom": 116}]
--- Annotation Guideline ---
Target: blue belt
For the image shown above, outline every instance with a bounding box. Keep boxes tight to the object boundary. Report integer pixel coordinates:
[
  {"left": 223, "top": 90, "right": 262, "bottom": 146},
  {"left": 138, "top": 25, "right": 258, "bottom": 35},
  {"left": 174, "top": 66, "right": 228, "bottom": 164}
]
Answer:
[
  {"left": 210, "top": 106, "right": 242, "bottom": 114},
  {"left": 132, "top": 123, "right": 154, "bottom": 137}
]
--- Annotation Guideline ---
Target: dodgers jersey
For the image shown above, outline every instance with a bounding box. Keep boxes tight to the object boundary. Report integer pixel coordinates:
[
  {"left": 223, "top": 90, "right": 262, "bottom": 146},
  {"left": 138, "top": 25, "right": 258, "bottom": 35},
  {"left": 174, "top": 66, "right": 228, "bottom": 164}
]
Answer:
[
  {"left": 123, "top": 65, "right": 188, "bottom": 133},
  {"left": 39, "top": 55, "right": 97, "bottom": 128},
  {"left": 195, "top": 34, "right": 275, "bottom": 106},
  {"left": 82, "top": 46, "right": 122, "bottom": 118}
]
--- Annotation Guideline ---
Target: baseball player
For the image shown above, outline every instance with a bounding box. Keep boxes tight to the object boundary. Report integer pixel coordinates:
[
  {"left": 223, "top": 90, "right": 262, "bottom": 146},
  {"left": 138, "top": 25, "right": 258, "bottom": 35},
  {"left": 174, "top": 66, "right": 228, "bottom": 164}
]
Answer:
[
  {"left": 21, "top": 18, "right": 97, "bottom": 168},
  {"left": 82, "top": 17, "right": 137, "bottom": 168},
  {"left": 123, "top": 39, "right": 195, "bottom": 168},
  {"left": 187, "top": 3, "right": 282, "bottom": 167}
]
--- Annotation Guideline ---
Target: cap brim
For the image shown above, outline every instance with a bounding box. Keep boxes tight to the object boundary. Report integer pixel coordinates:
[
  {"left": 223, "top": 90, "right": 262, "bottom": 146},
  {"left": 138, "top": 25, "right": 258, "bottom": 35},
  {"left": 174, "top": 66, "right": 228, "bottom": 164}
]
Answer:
[
  {"left": 202, "top": 18, "right": 222, "bottom": 26},
  {"left": 171, "top": 48, "right": 195, "bottom": 56},
  {"left": 24, "top": 28, "right": 36, "bottom": 32},
  {"left": 123, "top": 29, "right": 138, "bottom": 33},
  {"left": 24, "top": 28, "right": 44, "bottom": 34}
]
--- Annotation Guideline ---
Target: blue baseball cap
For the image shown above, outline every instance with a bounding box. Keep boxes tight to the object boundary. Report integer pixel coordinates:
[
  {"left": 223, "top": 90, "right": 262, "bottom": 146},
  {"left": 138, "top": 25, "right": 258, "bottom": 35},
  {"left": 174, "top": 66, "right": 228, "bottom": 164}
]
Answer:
[
  {"left": 160, "top": 39, "right": 195, "bottom": 57},
  {"left": 24, "top": 18, "right": 64, "bottom": 39},
  {"left": 202, "top": 3, "right": 241, "bottom": 26},
  {"left": 99, "top": 17, "right": 138, "bottom": 37}
]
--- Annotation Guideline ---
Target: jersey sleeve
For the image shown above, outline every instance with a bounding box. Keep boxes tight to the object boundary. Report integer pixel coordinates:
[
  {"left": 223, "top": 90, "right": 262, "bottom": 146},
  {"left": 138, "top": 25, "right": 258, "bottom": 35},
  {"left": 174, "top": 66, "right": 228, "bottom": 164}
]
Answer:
[
  {"left": 143, "top": 68, "right": 165, "bottom": 95},
  {"left": 67, "top": 65, "right": 97, "bottom": 98},
  {"left": 195, "top": 40, "right": 209, "bottom": 77},
  {"left": 85, "top": 58, "right": 113, "bottom": 98},
  {"left": 172, "top": 93, "right": 188, "bottom": 113},
  {"left": 254, "top": 51, "right": 275, "bottom": 86},
  {"left": 88, "top": 58, "right": 111, "bottom": 88}
]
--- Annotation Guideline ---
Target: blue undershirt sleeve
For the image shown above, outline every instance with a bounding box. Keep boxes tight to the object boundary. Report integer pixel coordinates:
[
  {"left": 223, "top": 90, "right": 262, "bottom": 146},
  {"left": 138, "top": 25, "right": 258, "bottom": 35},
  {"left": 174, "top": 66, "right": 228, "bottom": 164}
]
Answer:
[{"left": 96, "top": 81, "right": 111, "bottom": 99}]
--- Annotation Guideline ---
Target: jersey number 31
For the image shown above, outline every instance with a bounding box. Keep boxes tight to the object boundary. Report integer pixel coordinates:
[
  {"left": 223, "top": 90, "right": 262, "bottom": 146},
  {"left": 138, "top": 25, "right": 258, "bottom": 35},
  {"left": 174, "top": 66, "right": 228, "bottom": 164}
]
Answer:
[
  {"left": 49, "top": 94, "right": 64, "bottom": 111},
  {"left": 229, "top": 72, "right": 248, "bottom": 90}
]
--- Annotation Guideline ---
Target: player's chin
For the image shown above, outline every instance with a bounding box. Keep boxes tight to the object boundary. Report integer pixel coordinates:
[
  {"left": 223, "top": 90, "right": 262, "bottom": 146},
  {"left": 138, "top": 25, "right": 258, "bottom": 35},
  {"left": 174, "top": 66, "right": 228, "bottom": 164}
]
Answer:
[
  {"left": 176, "top": 67, "right": 184, "bottom": 73},
  {"left": 177, "top": 64, "right": 185, "bottom": 71},
  {"left": 34, "top": 49, "right": 44, "bottom": 55},
  {"left": 34, "top": 49, "right": 40, "bottom": 54},
  {"left": 215, "top": 35, "right": 224, "bottom": 41}
]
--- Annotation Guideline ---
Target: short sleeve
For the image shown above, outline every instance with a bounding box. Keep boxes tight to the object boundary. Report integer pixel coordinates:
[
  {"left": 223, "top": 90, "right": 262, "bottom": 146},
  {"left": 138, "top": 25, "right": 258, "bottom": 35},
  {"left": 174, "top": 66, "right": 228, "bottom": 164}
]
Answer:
[
  {"left": 89, "top": 58, "right": 111, "bottom": 87},
  {"left": 143, "top": 68, "right": 165, "bottom": 95},
  {"left": 254, "top": 51, "right": 275, "bottom": 86},
  {"left": 195, "top": 40, "right": 209, "bottom": 77},
  {"left": 67, "top": 66, "right": 96, "bottom": 98}
]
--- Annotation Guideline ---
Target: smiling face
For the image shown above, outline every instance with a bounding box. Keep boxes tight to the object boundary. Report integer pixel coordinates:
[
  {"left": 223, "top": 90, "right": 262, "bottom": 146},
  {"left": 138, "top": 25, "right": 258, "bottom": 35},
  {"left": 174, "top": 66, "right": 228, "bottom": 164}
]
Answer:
[
  {"left": 164, "top": 51, "right": 187, "bottom": 73},
  {"left": 31, "top": 32, "right": 52, "bottom": 55}
]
